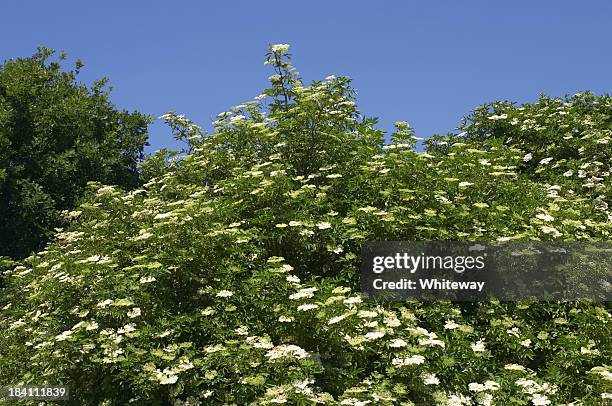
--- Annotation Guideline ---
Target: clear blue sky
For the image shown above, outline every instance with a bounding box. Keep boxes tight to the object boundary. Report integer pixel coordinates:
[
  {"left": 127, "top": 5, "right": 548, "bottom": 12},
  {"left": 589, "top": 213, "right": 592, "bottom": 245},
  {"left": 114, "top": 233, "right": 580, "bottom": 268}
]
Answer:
[{"left": 2, "top": 1, "right": 611, "bottom": 153}]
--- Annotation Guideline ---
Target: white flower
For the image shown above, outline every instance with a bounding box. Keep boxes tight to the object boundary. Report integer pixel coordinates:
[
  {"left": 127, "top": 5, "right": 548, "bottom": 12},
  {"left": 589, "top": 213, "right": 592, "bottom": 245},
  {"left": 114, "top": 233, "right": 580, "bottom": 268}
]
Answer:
[
  {"left": 536, "top": 214, "right": 554, "bottom": 222},
  {"left": 389, "top": 338, "right": 407, "bottom": 348},
  {"left": 507, "top": 327, "right": 520, "bottom": 337},
  {"left": 418, "top": 338, "right": 445, "bottom": 348},
  {"left": 471, "top": 340, "right": 486, "bottom": 352},
  {"left": 96, "top": 186, "right": 115, "bottom": 195},
  {"left": 539, "top": 157, "right": 554, "bottom": 165},
  {"left": 523, "top": 153, "right": 533, "bottom": 162},
  {"left": 532, "top": 394, "right": 550, "bottom": 405},
  {"left": 458, "top": 181, "right": 474, "bottom": 188},
  {"left": 86, "top": 321, "right": 99, "bottom": 331},
  {"left": 244, "top": 336, "right": 272, "bottom": 350},
  {"left": 504, "top": 363, "right": 525, "bottom": 371},
  {"left": 278, "top": 315, "right": 294, "bottom": 322},
  {"left": 297, "top": 303, "right": 319, "bottom": 311},
  {"left": 265, "top": 344, "right": 309, "bottom": 361},
  {"left": 204, "top": 344, "right": 226, "bottom": 353},
  {"left": 483, "top": 381, "right": 499, "bottom": 391},
  {"left": 489, "top": 114, "right": 508, "bottom": 120},
  {"left": 444, "top": 320, "right": 460, "bottom": 330},
  {"left": 446, "top": 394, "right": 471, "bottom": 406},
  {"left": 392, "top": 355, "right": 425, "bottom": 367},
  {"left": 469, "top": 382, "right": 485, "bottom": 392},
  {"left": 343, "top": 296, "right": 362, "bottom": 305},
  {"left": 229, "top": 114, "right": 245, "bottom": 124},
  {"left": 55, "top": 330, "right": 74, "bottom": 341},
  {"left": 127, "top": 307, "right": 142, "bottom": 318},
  {"left": 9, "top": 320, "right": 26, "bottom": 329},
  {"left": 139, "top": 276, "right": 156, "bottom": 284},
  {"left": 289, "top": 287, "right": 317, "bottom": 300},
  {"left": 67, "top": 210, "right": 82, "bottom": 218},
  {"left": 121, "top": 323, "right": 136, "bottom": 334},
  {"left": 328, "top": 315, "right": 347, "bottom": 325},
  {"left": 541, "top": 226, "right": 562, "bottom": 238},
  {"left": 270, "top": 44, "right": 290, "bottom": 53},
  {"left": 154, "top": 212, "right": 174, "bottom": 220},
  {"left": 383, "top": 316, "right": 400, "bottom": 327},
  {"left": 286, "top": 275, "right": 301, "bottom": 284},
  {"left": 134, "top": 232, "right": 154, "bottom": 241},
  {"left": 97, "top": 299, "right": 113, "bottom": 308},
  {"left": 316, "top": 222, "right": 332, "bottom": 230},
  {"left": 158, "top": 329, "right": 173, "bottom": 338},
  {"left": 595, "top": 370, "right": 612, "bottom": 381},
  {"left": 422, "top": 373, "right": 440, "bottom": 385},
  {"left": 200, "top": 307, "right": 215, "bottom": 316},
  {"left": 216, "top": 290, "right": 234, "bottom": 298},
  {"left": 520, "top": 339, "right": 532, "bottom": 347},
  {"left": 158, "top": 370, "right": 178, "bottom": 385},
  {"left": 357, "top": 310, "right": 378, "bottom": 318},
  {"left": 365, "top": 331, "right": 385, "bottom": 340}
]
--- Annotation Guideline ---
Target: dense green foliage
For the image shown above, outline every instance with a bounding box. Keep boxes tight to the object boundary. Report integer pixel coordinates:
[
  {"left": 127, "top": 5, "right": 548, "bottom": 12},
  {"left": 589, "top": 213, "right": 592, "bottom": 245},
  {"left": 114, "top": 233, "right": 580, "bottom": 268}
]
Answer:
[
  {"left": 0, "top": 48, "right": 150, "bottom": 259},
  {"left": 0, "top": 45, "right": 610, "bottom": 405}
]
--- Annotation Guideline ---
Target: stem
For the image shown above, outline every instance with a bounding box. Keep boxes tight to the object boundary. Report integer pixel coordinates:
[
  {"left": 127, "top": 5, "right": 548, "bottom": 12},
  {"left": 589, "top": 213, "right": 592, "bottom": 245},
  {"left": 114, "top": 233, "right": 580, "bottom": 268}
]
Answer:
[{"left": 274, "top": 54, "right": 290, "bottom": 110}]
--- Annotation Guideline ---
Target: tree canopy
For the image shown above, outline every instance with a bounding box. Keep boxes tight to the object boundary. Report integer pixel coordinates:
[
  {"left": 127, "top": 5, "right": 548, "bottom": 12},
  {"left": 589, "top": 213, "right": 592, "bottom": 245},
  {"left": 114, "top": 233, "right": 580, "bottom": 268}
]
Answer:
[{"left": 0, "top": 48, "right": 150, "bottom": 259}]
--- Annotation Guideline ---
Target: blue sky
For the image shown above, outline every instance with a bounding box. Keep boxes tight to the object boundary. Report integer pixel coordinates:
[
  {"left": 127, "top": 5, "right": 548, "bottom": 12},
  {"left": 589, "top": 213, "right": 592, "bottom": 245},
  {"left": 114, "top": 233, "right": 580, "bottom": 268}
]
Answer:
[{"left": 2, "top": 1, "right": 611, "bottom": 153}]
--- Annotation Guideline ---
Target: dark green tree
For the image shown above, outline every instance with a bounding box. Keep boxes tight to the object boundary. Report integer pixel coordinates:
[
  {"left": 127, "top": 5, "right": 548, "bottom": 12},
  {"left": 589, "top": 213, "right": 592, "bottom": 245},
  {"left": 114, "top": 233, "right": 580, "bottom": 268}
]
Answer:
[{"left": 0, "top": 47, "right": 150, "bottom": 259}]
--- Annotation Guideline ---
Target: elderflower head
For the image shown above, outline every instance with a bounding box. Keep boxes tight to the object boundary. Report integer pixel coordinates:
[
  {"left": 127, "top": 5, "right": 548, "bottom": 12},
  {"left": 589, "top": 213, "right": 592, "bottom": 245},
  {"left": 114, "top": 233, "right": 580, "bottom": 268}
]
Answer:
[
  {"left": 504, "top": 363, "right": 526, "bottom": 371},
  {"left": 541, "top": 226, "right": 562, "bottom": 238},
  {"left": 444, "top": 320, "right": 460, "bottom": 330},
  {"left": 265, "top": 344, "right": 309, "bottom": 361},
  {"left": 289, "top": 287, "right": 317, "bottom": 300},
  {"left": 297, "top": 303, "right": 319, "bottom": 312},
  {"left": 365, "top": 331, "right": 385, "bottom": 340},
  {"left": 539, "top": 157, "right": 554, "bottom": 165},
  {"left": 328, "top": 315, "right": 347, "bottom": 325},
  {"left": 344, "top": 296, "right": 362, "bottom": 305},
  {"left": 270, "top": 44, "right": 290, "bottom": 53},
  {"left": 471, "top": 340, "right": 486, "bottom": 352},
  {"left": 536, "top": 213, "right": 554, "bottom": 222},
  {"left": 422, "top": 373, "right": 440, "bottom": 385},
  {"left": 216, "top": 290, "right": 234, "bottom": 298},
  {"left": 391, "top": 355, "right": 425, "bottom": 367},
  {"left": 316, "top": 222, "right": 332, "bottom": 230},
  {"left": 389, "top": 338, "right": 407, "bottom": 348},
  {"left": 286, "top": 275, "right": 301, "bottom": 284}
]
